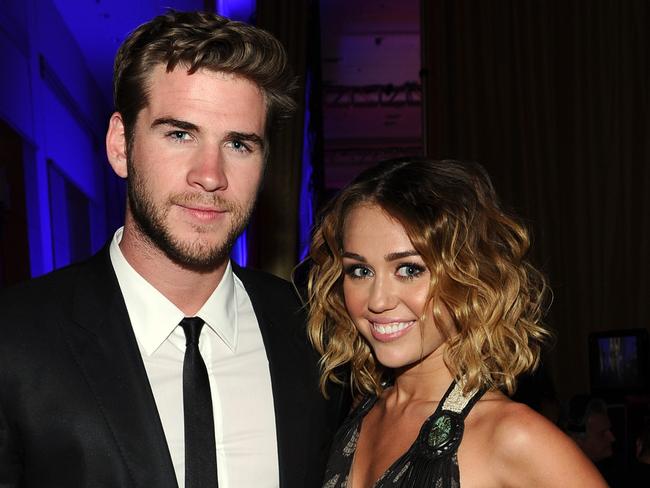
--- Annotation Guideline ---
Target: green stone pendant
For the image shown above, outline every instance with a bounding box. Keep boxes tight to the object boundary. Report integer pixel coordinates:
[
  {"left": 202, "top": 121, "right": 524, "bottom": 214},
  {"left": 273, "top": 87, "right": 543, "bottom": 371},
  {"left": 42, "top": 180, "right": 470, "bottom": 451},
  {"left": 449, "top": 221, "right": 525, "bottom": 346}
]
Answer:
[{"left": 427, "top": 413, "right": 452, "bottom": 449}]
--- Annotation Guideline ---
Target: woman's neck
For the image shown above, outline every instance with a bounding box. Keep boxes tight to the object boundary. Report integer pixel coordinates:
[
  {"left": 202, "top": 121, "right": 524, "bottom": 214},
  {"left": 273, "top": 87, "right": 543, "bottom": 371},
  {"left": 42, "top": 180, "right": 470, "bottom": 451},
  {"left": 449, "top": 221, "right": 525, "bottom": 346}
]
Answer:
[{"left": 387, "top": 344, "right": 456, "bottom": 405}]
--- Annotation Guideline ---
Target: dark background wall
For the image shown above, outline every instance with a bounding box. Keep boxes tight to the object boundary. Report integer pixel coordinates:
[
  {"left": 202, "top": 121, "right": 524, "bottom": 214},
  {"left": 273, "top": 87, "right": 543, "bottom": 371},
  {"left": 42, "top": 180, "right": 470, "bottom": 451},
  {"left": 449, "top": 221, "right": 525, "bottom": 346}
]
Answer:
[
  {"left": 0, "top": 0, "right": 647, "bottom": 408},
  {"left": 421, "top": 0, "right": 650, "bottom": 400}
]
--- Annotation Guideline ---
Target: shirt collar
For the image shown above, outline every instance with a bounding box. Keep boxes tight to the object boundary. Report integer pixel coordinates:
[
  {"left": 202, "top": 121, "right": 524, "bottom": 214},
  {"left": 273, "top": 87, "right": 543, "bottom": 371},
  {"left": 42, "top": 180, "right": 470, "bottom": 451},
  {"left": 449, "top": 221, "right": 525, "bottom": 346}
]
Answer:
[{"left": 109, "top": 227, "right": 239, "bottom": 355}]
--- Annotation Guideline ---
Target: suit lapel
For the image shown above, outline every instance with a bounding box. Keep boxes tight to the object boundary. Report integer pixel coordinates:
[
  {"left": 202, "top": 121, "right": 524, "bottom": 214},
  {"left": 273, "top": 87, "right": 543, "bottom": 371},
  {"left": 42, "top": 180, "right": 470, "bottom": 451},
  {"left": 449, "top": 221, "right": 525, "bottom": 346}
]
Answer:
[
  {"left": 234, "top": 266, "right": 316, "bottom": 488},
  {"left": 59, "top": 249, "right": 178, "bottom": 488}
]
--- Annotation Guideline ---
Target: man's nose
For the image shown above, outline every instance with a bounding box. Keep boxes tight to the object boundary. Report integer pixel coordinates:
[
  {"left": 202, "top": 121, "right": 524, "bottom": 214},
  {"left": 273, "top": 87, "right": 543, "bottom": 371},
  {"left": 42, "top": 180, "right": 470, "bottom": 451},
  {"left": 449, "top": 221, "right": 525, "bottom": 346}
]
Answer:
[{"left": 187, "top": 145, "right": 228, "bottom": 192}]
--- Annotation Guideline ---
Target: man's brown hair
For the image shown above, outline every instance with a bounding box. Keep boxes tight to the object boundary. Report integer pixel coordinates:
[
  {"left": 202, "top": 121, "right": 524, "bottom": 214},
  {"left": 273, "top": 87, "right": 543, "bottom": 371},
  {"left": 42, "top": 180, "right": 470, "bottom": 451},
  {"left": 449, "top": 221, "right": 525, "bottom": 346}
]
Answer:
[{"left": 113, "top": 10, "right": 297, "bottom": 148}]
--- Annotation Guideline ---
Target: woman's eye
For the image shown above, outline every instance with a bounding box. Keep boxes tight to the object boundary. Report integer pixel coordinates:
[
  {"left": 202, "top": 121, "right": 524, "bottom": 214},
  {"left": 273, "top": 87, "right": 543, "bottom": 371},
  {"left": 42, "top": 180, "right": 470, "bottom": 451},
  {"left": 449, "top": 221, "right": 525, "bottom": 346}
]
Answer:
[
  {"left": 396, "top": 264, "right": 425, "bottom": 278},
  {"left": 345, "top": 265, "right": 373, "bottom": 279}
]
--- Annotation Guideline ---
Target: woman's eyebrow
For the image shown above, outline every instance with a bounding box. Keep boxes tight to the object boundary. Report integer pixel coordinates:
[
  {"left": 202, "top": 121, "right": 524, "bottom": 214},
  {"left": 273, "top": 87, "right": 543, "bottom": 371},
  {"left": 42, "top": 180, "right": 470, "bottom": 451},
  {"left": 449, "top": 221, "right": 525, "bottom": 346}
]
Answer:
[
  {"left": 385, "top": 250, "right": 419, "bottom": 261},
  {"left": 342, "top": 251, "right": 366, "bottom": 262}
]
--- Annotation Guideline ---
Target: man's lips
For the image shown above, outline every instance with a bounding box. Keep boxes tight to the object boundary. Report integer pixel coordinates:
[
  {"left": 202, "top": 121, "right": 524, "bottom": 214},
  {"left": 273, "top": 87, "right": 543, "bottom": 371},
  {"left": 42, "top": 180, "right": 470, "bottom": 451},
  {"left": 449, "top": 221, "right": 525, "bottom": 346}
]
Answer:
[{"left": 178, "top": 204, "right": 227, "bottom": 221}]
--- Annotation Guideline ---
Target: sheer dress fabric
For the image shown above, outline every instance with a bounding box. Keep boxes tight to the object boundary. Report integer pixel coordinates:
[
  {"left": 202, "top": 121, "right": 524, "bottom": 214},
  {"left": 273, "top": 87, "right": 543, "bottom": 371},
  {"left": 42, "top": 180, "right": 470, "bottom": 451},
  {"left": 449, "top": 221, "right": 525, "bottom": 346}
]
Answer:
[{"left": 322, "top": 381, "right": 484, "bottom": 488}]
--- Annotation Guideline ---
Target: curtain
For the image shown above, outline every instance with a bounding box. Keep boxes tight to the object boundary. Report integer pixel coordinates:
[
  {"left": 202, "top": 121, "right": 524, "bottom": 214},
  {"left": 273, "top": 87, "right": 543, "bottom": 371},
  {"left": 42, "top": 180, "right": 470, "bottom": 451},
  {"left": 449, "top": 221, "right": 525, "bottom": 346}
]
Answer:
[
  {"left": 422, "top": 0, "right": 650, "bottom": 398},
  {"left": 252, "top": 0, "right": 322, "bottom": 279}
]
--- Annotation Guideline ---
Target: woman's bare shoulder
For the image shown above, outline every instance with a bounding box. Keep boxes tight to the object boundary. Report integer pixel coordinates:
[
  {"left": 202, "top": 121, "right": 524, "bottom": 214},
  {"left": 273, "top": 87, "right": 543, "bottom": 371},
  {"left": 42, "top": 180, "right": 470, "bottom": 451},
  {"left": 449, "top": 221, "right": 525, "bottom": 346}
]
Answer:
[{"left": 471, "top": 395, "right": 607, "bottom": 488}]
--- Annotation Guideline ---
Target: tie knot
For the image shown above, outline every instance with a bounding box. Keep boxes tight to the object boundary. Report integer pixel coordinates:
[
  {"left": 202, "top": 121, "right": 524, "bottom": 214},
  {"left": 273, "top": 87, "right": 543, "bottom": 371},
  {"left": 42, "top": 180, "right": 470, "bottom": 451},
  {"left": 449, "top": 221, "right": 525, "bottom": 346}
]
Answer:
[{"left": 180, "top": 317, "right": 205, "bottom": 346}]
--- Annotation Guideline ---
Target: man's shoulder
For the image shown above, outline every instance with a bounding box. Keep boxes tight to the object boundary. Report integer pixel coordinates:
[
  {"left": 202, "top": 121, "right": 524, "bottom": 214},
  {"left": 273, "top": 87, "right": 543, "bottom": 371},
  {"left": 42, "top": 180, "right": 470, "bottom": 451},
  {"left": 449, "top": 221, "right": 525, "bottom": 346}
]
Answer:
[
  {"left": 232, "top": 264, "right": 301, "bottom": 306},
  {"left": 1, "top": 263, "right": 78, "bottom": 306},
  {"left": 0, "top": 250, "right": 110, "bottom": 320},
  {"left": 0, "top": 266, "right": 79, "bottom": 349}
]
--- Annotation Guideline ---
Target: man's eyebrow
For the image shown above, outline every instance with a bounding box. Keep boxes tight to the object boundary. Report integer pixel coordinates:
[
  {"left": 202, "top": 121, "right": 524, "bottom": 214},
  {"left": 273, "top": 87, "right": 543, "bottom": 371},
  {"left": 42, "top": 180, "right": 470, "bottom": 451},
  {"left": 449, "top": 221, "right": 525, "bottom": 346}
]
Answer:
[
  {"left": 151, "top": 117, "right": 199, "bottom": 132},
  {"left": 226, "top": 131, "right": 265, "bottom": 149},
  {"left": 342, "top": 251, "right": 366, "bottom": 262},
  {"left": 385, "top": 250, "right": 419, "bottom": 261}
]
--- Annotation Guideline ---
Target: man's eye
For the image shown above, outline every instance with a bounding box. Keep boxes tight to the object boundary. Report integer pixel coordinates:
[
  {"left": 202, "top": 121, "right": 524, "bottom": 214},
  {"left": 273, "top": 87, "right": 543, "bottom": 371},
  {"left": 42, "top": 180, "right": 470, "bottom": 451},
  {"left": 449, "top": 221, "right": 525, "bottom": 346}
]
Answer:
[
  {"left": 229, "top": 140, "right": 251, "bottom": 153},
  {"left": 396, "top": 263, "right": 425, "bottom": 279},
  {"left": 168, "top": 131, "right": 191, "bottom": 142}
]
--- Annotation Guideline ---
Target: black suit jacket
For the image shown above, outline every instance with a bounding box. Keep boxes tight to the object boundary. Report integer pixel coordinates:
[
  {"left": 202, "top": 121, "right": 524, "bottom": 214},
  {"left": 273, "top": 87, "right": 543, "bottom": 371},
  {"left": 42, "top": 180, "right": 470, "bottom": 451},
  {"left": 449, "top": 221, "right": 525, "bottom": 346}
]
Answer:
[{"left": 0, "top": 247, "right": 348, "bottom": 487}]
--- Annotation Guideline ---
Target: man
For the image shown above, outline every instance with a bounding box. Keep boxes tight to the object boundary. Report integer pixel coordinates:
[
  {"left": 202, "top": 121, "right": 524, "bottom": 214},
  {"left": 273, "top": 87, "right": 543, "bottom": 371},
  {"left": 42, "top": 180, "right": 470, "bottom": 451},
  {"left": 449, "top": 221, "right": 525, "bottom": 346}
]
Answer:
[
  {"left": 628, "top": 417, "right": 650, "bottom": 486},
  {"left": 566, "top": 395, "right": 615, "bottom": 463},
  {"left": 0, "top": 11, "right": 346, "bottom": 488},
  {"left": 566, "top": 395, "right": 619, "bottom": 486}
]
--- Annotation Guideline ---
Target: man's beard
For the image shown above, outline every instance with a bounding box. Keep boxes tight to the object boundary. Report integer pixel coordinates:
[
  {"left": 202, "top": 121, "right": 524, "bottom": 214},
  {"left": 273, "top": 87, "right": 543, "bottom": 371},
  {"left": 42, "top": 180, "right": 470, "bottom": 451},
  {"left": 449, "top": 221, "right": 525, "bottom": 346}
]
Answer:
[{"left": 126, "top": 156, "right": 254, "bottom": 271}]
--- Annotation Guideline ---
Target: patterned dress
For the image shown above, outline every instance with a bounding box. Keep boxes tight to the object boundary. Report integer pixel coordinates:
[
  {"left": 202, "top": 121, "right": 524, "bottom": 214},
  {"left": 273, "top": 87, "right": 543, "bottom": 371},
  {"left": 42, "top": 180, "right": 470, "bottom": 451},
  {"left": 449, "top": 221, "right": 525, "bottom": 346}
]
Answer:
[{"left": 321, "top": 381, "right": 485, "bottom": 487}]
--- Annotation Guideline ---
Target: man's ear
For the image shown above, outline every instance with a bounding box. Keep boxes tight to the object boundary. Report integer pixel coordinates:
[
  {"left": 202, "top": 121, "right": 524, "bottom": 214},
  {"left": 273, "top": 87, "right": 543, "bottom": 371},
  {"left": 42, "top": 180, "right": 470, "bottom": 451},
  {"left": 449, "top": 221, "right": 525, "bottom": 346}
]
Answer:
[{"left": 106, "top": 112, "right": 129, "bottom": 178}]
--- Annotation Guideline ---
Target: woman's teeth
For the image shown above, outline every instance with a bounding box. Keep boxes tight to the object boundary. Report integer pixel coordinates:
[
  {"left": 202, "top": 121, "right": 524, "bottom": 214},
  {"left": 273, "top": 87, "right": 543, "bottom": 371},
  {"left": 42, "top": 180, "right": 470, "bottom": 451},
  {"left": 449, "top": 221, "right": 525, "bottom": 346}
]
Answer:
[{"left": 371, "top": 321, "right": 414, "bottom": 334}]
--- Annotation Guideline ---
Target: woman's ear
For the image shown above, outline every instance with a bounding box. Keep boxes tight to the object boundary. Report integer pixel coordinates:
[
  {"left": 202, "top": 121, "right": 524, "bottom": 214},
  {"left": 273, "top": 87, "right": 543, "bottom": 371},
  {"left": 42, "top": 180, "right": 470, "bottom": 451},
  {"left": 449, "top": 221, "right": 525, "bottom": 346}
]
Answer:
[{"left": 106, "top": 112, "right": 128, "bottom": 178}]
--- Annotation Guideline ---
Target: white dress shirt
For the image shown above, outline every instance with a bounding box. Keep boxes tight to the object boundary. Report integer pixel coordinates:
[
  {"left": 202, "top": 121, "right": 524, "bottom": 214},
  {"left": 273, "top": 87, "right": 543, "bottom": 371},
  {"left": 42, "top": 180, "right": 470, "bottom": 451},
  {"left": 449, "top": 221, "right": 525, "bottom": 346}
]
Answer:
[{"left": 109, "top": 228, "right": 279, "bottom": 488}]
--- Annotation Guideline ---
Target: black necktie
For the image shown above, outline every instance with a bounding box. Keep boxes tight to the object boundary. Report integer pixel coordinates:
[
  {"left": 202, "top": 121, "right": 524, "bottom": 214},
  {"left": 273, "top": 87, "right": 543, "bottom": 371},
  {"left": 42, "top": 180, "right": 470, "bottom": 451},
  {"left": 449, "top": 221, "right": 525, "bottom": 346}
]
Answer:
[{"left": 180, "top": 317, "right": 218, "bottom": 487}]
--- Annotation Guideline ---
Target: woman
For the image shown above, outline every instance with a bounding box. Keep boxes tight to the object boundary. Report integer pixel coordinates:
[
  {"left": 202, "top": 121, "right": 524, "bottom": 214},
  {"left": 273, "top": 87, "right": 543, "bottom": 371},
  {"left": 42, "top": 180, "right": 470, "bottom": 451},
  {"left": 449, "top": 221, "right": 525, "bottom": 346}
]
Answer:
[{"left": 307, "top": 159, "right": 606, "bottom": 487}]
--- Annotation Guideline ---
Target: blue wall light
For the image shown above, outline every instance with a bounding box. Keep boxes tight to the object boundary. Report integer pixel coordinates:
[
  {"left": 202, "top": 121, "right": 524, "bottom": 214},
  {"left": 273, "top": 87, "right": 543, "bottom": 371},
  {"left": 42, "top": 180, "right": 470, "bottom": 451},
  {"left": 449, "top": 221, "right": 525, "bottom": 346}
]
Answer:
[
  {"left": 218, "top": 0, "right": 256, "bottom": 266},
  {"left": 216, "top": 0, "right": 256, "bottom": 23}
]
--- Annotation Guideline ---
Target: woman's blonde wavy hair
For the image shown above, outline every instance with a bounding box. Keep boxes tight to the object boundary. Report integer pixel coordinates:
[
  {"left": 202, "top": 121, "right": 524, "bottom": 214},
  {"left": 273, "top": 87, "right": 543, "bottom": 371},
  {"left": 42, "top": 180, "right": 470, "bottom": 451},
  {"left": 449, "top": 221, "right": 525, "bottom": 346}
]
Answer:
[{"left": 307, "top": 158, "right": 551, "bottom": 399}]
